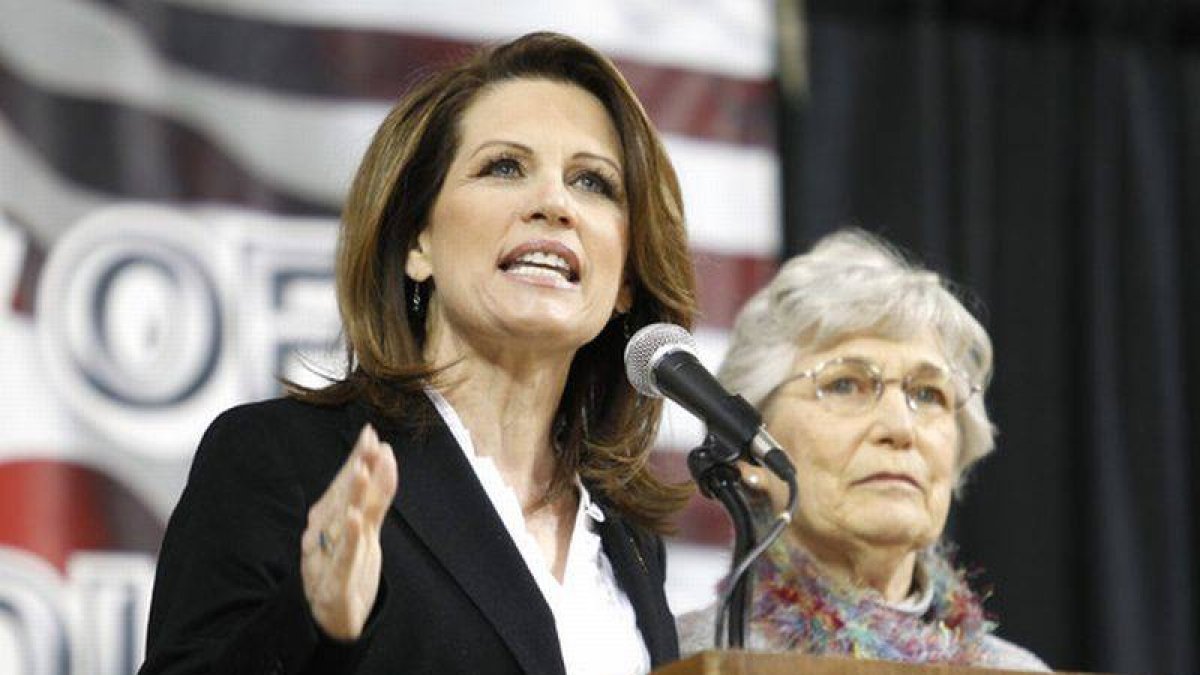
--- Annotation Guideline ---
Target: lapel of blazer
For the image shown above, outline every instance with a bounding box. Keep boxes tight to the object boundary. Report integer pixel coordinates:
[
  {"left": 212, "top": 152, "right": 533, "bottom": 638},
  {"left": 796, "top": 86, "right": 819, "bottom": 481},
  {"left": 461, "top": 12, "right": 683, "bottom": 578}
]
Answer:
[
  {"left": 594, "top": 504, "right": 680, "bottom": 667},
  {"left": 351, "top": 402, "right": 567, "bottom": 675}
]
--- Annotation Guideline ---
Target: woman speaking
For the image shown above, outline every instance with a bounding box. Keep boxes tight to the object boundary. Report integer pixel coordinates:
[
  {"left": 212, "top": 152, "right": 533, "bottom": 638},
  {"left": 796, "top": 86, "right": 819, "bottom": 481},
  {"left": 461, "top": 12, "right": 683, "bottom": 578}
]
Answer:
[{"left": 139, "top": 32, "right": 696, "bottom": 675}]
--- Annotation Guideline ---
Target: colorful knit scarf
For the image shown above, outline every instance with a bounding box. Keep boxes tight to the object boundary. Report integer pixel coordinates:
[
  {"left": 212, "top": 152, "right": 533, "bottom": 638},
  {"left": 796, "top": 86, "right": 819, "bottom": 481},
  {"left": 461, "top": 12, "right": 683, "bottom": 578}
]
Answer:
[{"left": 750, "top": 537, "right": 997, "bottom": 664}]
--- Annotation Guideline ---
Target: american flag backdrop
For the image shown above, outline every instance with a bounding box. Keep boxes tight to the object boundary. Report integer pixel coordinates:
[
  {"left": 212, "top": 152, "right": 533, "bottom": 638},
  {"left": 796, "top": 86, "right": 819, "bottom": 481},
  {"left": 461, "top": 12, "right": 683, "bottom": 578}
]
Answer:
[{"left": 0, "top": 2, "right": 780, "bottom": 673}]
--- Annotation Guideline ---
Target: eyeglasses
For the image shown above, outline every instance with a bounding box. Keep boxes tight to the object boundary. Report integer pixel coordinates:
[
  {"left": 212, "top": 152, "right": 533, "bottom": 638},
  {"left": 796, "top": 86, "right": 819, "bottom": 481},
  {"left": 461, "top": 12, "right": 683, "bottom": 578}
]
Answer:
[{"left": 765, "top": 356, "right": 981, "bottom": 418}]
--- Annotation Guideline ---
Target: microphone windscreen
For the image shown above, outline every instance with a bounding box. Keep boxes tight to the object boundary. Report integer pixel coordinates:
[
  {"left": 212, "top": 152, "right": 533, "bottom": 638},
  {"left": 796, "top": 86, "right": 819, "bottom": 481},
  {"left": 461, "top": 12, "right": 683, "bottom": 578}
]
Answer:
[{"left": 623, "top": 323, "right": 698, "bottom": 398}]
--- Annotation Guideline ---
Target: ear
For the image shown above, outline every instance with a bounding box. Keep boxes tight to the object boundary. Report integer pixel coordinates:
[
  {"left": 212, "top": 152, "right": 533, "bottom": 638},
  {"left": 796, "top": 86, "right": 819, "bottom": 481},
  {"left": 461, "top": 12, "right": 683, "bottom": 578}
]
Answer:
[
  {"left": 405, "top": 230, "right": 434, "bottom": 282},
  {"left": 738, "top": 462, "right": 771, "bottom": 493}
]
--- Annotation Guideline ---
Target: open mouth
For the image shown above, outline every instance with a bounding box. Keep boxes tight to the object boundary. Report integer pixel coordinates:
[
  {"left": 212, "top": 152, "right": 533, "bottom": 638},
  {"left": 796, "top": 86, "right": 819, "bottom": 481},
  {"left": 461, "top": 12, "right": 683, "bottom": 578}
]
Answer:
[{"left": 498, "top": 241, "right": 580, "bottom": 284}]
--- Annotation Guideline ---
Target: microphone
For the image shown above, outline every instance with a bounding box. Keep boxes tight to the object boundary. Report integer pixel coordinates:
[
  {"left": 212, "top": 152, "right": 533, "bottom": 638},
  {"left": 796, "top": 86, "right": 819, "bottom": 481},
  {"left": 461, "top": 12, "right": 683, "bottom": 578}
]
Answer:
[
  {"left": 624, "top": 323, "right": 794, "bottom": 480},
  {"left": 627, "top": 323, "right": 798, "bottom": 650}
]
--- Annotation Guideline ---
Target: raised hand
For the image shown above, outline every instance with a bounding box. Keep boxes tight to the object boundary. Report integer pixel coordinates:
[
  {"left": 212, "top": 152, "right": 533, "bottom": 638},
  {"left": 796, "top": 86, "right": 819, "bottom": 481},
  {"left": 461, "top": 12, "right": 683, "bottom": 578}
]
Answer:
[{"left": 300, "top": 424, "right": 398, "bottom": 640}]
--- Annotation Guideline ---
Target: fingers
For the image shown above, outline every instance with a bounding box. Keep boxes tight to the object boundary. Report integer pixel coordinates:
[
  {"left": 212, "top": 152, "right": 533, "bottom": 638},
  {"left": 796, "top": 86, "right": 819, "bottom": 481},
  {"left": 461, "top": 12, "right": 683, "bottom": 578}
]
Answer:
[
  {"left": 313, "top": 426, "right": 376, "bottom": 520},
  {"left": 301, "top": 424, "right": 395, "bottom": 640},
  {"left": 345, "top": 446, "right": 396, "bottom": 520},
  {"left": 337, "top": 424, "right": 397, "bottom": 527},
  {"left": 326, "top": 422, "right": 400, "bottom": 528},
  {"left": 359, "top": 443, "right": 398, "bottom": 526},
  {"left": 333, "top": 505, "right": 364, "bottom": 570},
  {"left": 306, "top": 424, "right": 397, "bottom": 553},
  {"left": 349, "top": 424, "right": 383, "bottom": 483}
]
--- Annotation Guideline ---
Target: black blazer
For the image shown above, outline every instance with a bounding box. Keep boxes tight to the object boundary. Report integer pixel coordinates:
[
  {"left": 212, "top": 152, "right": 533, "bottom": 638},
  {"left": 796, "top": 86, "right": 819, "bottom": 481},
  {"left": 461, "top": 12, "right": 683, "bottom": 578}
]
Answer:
[{"left": 139, "top": 397, "right": 679, "bottom": 675}]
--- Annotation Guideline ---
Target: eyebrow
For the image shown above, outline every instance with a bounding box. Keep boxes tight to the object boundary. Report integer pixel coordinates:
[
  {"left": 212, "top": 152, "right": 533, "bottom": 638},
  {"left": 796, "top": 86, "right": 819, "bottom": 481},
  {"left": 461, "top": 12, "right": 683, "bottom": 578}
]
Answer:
[
  {"left": 467, "top": 140, "right": 623, "bottom": 176},
  {"left": 836, "top": 356, "right": 948, "bottom": 373}
]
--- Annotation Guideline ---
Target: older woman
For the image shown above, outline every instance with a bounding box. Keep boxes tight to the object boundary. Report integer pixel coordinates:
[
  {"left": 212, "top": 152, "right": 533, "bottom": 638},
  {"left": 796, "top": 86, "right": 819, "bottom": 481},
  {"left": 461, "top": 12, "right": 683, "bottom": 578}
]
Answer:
[
  {"left": 677, "top": 230, "right": 1046, "bottom": 671},
  {"left": 140, "top": 32, "right": 695, "bottom": 675}
]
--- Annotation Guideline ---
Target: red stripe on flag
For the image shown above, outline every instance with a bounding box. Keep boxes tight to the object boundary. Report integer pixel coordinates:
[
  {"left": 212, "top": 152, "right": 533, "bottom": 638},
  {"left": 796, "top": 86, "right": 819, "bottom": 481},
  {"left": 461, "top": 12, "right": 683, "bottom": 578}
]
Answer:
[
  {"left": 109, "top": 2, "right": 776, "bottom": 147},
  {"left": 0, "top": 459, "right": 163, "bottom": 569},
  {"left": 0, "top": 460, "right": 112, "bottom": 571},
  {"left": 10, "top": 233, "right": 43, "bottom": 315},
  {"left": 694, "top": 252, "right": 777, "bottom": 329},
  {"left": 650, "top": 452, "right": 734, "bottom": 546}
]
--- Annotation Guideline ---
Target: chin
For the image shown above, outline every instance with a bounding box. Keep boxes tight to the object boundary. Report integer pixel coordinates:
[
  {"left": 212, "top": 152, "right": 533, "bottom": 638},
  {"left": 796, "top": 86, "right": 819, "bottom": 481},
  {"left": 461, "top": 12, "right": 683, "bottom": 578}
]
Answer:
[
  {"left": 501, "top": 312, "right": 606, "bottom": 347},
  {"left": 856, "top": 523, "right": 936, "bottom": 549},
  {"left": 487, "top": 284, "right": 615, "bottom": 340},
  {"left": 846, "top": 505, "right": 935, "bottom": 547}
]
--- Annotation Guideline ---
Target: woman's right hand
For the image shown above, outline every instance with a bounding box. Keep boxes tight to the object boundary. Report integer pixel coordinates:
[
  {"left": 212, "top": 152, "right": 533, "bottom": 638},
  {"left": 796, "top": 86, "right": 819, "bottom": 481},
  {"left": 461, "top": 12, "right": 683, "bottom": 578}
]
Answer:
[{"left": 301, "top": 424, "right": 398, "bottom": 641}]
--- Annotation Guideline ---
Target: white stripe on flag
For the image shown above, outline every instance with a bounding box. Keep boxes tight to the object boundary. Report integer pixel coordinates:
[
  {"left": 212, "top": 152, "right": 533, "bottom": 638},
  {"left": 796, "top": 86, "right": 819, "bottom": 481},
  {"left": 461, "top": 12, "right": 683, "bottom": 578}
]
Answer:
[
  {"left": 156, "top": 0, "right": 775, "bottom": 79},
  {"left": 669, "top": 135, "right": 780, "bottom": 258},
  {"left": 0, "top": 0, "right": 778, "bottom": 256},
  {"left": 0, "top": 0, "right": 379, "bottom": 205},
  {"left": 0, "top": 116, "right": 109, "bottom": 245}
]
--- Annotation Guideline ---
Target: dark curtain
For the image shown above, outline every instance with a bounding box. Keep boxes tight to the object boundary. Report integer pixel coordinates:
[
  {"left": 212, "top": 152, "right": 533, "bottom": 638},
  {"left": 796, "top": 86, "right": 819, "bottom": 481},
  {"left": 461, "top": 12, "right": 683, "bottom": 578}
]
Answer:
[{"left": 778, "top": 1, "right": 1200, "bottom": 672}]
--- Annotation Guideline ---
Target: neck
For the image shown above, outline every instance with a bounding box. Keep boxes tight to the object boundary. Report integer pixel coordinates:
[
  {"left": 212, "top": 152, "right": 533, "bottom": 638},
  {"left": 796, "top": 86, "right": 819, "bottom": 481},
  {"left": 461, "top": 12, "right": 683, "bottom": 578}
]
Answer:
[
  {"left": 791, "top": 529, "right": 919, "bottom": 603},
  {"left": 425, "top": 322, "right": 575, "bottom": 508}
]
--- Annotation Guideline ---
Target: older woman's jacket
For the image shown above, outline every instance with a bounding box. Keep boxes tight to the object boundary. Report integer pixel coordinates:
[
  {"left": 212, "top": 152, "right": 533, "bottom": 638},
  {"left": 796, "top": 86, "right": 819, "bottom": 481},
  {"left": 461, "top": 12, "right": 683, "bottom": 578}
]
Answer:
[{"left": 139, "top": 397, "right": 679, "bottom": 675}]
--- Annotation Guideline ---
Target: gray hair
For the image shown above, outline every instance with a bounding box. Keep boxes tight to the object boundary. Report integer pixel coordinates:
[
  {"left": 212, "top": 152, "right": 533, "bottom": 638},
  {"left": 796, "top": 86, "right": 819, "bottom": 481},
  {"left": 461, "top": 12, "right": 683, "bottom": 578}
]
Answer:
[{"left": 717, "top": 229, "right": 996, "bottom": 488}]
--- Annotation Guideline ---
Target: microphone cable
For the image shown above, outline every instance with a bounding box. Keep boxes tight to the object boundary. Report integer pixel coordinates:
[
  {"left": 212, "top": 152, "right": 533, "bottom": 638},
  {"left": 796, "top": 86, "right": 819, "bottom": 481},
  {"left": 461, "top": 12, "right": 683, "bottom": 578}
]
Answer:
[{"left": 712, "top": 468, "right": 798, "bottom": 649}]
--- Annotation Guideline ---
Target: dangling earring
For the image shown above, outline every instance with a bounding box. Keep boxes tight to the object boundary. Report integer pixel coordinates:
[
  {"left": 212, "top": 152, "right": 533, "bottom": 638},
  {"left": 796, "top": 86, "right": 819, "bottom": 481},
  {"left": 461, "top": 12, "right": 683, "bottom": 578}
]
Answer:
[
  {"left": 410, "top": 279, "right": 423, "bottom": 317},
  {"left": 622, "top": 312, "right": 633, "bottom": 340}
]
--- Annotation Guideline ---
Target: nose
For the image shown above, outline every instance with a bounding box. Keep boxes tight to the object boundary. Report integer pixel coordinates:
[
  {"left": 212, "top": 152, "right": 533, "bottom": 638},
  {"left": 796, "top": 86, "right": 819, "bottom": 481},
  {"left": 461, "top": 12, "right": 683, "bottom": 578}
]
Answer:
[
  {"left": 868, "top": 383, "right": 915, "bottom": 450},
  {"left": 523, "top": 176, "right": 575, "bottom": 228}
]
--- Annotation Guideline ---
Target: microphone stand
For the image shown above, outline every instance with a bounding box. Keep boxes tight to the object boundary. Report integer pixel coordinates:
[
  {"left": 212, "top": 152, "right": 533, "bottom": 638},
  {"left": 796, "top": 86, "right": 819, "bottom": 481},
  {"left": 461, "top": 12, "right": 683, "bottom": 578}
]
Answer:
[{"left": 687, "top": 435, "right": 756, "bottom": 648}]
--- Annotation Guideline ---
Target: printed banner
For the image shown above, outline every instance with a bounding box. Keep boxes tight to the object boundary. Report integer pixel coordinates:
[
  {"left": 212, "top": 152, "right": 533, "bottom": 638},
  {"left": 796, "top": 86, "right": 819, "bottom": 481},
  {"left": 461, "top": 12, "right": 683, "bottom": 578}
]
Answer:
[{"left": 0, "top": 2, "right": 778, "bottom": 672}]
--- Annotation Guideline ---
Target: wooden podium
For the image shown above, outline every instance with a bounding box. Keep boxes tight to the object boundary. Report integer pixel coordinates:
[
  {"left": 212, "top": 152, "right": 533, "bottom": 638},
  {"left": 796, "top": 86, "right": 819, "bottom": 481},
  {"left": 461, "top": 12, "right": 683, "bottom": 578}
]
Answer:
[{"left": 654, "top": 651, "right": 1070, "bottom": 675}]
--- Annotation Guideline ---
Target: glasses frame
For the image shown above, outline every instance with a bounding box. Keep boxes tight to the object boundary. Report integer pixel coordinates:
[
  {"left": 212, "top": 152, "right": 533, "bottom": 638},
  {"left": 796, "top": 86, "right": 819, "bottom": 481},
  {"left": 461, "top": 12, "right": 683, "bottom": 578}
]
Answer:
[{"left": 762, "top": 356, "right": 982, "bottom": 418}]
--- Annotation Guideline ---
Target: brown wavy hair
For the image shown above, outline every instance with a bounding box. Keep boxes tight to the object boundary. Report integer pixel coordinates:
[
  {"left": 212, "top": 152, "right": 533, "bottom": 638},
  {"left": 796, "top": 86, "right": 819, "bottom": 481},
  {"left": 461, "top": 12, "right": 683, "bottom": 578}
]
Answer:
[{"left": 291, "top": 32, "right": 697, "bottom": 532}]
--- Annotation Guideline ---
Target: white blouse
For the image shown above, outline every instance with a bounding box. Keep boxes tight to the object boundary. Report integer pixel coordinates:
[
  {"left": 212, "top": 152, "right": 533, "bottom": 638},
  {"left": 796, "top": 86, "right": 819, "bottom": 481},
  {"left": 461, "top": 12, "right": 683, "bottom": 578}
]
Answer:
[{"left": 426, "top": 389, "right": 652, "bottom": 675}]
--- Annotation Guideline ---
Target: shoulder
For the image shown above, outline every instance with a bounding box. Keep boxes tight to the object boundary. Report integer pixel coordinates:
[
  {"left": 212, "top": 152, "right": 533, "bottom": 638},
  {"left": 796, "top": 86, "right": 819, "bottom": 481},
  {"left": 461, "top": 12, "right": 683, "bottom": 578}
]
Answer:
[
  {"left": 675, "top": 603, "right": 718, "bottom": 656},
  {"left": 202, "top": 396, "right": 384, "bottom": 450},
  {"left": 189, "top": 397, "right": 366, "bottom": 492},
  {"left": 675, "top": 601, "right": 779, "bottom": 655},
  {"left": 200, "top": 397, "right": 353, "bottom": 456},
  {"left": 981, "top": 634, "right": 1051, "bottom": 672},
  {"left": 207, "top": 396, "right": 356, "bottom": 436}
]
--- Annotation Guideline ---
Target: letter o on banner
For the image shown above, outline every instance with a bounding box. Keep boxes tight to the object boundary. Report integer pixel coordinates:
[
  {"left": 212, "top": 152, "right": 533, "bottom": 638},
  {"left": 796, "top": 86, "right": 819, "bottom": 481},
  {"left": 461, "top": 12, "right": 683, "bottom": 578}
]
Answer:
[{"left": 37, "top": 204, "right": 227, "bottom": 461}]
